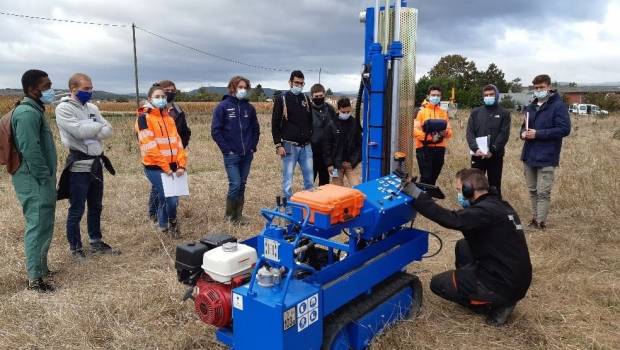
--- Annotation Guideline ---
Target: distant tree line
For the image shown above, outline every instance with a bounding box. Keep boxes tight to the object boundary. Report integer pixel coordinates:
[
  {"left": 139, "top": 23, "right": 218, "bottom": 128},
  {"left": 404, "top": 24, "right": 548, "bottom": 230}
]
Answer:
[{"left": 415, "top": 54, "right": 523, "bottom": 108}]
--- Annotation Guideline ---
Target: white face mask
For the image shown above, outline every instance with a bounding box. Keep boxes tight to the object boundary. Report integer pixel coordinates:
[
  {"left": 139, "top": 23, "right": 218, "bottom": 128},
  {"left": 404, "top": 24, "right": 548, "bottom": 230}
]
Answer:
[
  {"left": 291, "top": 86, "right": 303, "bottom": 95},
  {"left": 338, "top": 112, "right": 351, "bottom": 120},
  {"left": 236, "top": 88, "right": 248, "bottom": 100},
  {"left": 533, "top": 90, "right": 548, "bottom": 100}
]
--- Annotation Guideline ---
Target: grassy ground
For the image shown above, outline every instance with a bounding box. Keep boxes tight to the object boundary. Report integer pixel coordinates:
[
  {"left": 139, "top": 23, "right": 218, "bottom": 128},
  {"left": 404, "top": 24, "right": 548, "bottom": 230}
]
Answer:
[{"left": 0, "top": 108, "right": 618, "bottom": 350}]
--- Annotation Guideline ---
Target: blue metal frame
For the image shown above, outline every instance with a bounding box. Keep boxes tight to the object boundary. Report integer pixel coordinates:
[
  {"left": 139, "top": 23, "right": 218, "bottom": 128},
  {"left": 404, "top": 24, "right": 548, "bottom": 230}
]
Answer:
[
  {"left": 212, "top": 174, "right": 427, "bottom": 350},
  {"left": 208, "top": 4, "right": 428, "bottom": 349},
  {"left": 361, "top": 3, "right": 406, "bottom": 182}
]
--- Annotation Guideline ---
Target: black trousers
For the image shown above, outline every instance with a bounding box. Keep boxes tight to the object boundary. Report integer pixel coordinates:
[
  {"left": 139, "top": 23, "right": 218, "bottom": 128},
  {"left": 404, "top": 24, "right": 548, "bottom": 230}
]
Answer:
[
  {"left": 471, "top": 155, "right": 504, "bottom": 197},
  {"left": 430, "top": 239, "right": 512, "bottom": 312},
  {"left": 416, "top": 147, "right": 446, "bottom": 185},
  {"left": 312, "top": 143, "right": 330, "bottom": 186}
]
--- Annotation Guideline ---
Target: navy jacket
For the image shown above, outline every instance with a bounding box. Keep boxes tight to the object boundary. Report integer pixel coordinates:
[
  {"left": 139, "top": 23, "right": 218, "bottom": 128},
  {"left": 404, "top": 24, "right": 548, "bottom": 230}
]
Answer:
[
  {"left": 520, "top": 93, "right": 571, "bottom": 167},
  {"left": 211, "top": 95, "right": 260, "bottom": 155}
]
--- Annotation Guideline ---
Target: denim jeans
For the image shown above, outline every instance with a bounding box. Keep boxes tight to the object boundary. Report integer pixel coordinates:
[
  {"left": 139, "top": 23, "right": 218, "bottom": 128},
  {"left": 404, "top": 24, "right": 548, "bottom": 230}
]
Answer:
[
  {"left": 223, "top": 152, "right": 254, "bottom": 200},
  {"left": 282, "top": 142, "right": 314, "bottom": 199},
  {"left": 67, "top": 171, "right": 103, "bottom": 251},
  {"left": 148, "top": 186, "right": 158, "bottom": 217},
  {"left": 144, "top": 168, "right": 179, "bottom": 228}
]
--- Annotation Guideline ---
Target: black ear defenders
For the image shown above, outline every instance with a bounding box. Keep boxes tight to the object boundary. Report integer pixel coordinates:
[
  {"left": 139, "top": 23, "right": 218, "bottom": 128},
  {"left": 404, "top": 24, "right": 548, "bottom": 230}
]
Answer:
[{"left": 462, "top": 182, "right": 475, "bottom": 199}]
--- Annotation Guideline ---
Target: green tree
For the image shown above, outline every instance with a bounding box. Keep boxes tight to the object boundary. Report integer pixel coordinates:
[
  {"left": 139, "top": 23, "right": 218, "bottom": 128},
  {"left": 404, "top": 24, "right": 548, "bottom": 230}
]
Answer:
[
  {"left": 585, "top": 93, "right": 620, "bottom": 111},
  {"left": 499, "top": 95, "right": 515, "bottom": 109},
  {"left": 428, "top": 54, "right": 479, "bottom": 89},
  {"left": 479, "top": 63, "right": 508, "bottom": 92},
  {"left": 568, "top": 82, "right": 578, "bottom": 87},
  {"left": 508, "top": 77, "right": 523, "bottom": 93},
  {"left": 249, "top": 84, "right": 266, "bottom": 102},
  {"left": 326, "top": 88, "right": 334, "bottom": 96},
  {"left": 418, "top": 54, "right": 515, "bottom": 108}
]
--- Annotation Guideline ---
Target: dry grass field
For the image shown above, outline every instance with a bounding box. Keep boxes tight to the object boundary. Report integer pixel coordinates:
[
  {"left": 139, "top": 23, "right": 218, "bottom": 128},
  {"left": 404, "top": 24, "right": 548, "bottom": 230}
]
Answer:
[{"left": 0, "top": 97, "right": 618, "bottom": 350}]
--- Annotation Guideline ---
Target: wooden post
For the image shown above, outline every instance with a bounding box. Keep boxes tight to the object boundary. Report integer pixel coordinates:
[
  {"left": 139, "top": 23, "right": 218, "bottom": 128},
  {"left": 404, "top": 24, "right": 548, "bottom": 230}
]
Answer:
[{"left": 132, "top": 23, "right": 140, "bottom": 108}]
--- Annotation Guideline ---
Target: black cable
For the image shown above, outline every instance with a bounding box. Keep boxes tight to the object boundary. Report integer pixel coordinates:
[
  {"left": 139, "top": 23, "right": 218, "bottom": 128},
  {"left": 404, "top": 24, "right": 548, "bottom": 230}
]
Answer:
[
  {"left": 0, "top": 11, "right": 330, "bottom": 73},
  {"left": 408, "top": 220, "right": 443, "bottom": 258},
  {"left": 422, "top": 231, "right": 443, "bottom": 258},
  {"left": 135, "top": 25, "right": 325, "bottom": 73},
  {"left": 0, "top": 11, "right": 128, "bottom": 27}
]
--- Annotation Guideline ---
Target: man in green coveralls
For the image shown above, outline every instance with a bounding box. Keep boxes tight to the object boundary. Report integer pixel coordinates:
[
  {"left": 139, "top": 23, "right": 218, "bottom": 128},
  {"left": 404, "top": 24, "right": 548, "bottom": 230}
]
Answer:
[{"left": 11, "top": 69, "right": 58, "bottom": 292}]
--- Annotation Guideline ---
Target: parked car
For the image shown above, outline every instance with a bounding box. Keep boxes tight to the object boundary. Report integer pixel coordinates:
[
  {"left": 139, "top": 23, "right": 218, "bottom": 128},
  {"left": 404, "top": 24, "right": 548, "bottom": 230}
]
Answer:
[{"left": 571, "top": 103, "right": 605, "bottom": 116}]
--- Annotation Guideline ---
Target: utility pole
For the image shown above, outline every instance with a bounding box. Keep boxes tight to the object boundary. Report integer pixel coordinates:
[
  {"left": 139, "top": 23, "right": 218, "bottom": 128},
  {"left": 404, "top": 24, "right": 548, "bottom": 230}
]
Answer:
[
  {"left": 318, "top": 67, "right": 322, "bottom": 84},
  {"left": 132, "top": 23, "right": 140, "bottom": 108}
]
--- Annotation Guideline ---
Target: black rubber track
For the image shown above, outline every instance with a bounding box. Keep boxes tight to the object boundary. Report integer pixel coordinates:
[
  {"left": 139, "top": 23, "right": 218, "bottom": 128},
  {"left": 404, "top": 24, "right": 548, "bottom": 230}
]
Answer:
[{"left": 321, "top": 272, "right": 423, "bottom": 350}]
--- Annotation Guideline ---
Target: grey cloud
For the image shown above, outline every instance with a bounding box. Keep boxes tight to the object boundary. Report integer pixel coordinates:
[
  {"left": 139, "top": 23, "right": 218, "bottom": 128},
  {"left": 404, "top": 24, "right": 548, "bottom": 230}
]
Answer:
[{"left": 0, "top": 0, "right": 616, "bottom": 92}]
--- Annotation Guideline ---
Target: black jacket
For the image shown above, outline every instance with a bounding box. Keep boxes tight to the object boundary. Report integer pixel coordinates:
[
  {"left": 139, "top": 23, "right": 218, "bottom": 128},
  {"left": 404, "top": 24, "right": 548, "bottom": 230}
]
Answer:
[
  {"left": 466, "top": 104, "right": 510, "bottom": 156},
  {"left": 169, "top": 103, "right": 191, "bottom": 148},
  {"left": 413, "top": 191, "right": 532, "bottom": 303},
  {"left": 310, "top": 102, "right": 336, "bottom": 146},
  {"left": 271, "top": 91, "right": 313, "bottom": 145},
  {"left": 322, "top": 116, "right": 361, "bottom": 169}
]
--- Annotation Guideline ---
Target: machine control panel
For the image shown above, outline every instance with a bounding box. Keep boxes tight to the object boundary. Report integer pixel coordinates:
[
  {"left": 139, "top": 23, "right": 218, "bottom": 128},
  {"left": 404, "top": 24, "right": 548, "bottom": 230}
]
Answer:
[{"left": 355, "top": 174, "right": 412, "bottom": 211}]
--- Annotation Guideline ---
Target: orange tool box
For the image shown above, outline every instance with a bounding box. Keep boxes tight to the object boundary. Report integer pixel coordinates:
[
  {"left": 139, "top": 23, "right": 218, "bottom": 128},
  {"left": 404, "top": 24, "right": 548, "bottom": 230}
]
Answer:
[{"left": 290, "top": 184, "right": 366, "bottom": 225}]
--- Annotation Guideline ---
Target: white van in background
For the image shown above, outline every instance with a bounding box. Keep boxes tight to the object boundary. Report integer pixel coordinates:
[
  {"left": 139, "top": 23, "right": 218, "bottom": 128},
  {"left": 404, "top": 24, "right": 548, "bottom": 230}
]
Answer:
[{"left": 570, "top": 103, "right": 608, "bottom": 116}]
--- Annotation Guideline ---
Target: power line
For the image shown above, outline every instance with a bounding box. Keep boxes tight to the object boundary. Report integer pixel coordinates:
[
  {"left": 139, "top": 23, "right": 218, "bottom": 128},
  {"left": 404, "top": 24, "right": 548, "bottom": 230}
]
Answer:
[
  {"left": 0, "top": 10, "right": 329, "bottom": 74},
  {"left": 0, "top": 11, "right": 128, "bottom": 27},
  {"left": 134, "top": 25, "right": 325, "bottom": 73},
  {"left": 136, "top": 25, "right": 292, "bottom": 72}
]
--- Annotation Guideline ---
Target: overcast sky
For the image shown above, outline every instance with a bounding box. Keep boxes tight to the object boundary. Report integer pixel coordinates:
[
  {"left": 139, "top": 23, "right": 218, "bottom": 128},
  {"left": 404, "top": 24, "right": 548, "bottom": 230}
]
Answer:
[{"left": 0, "top": 0, "right": 618, "bottom": 93}]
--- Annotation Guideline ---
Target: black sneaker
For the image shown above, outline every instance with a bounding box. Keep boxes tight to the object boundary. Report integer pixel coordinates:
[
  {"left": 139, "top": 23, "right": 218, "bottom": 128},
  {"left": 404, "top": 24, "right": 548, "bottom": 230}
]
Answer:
[
  {"left": 90, "top": 241, "right": 121, "bottom": 255},
  {"left": 485, "top": 304, "right": 515, "bottom": 327},
  {"left": 538, "top": 222, "right": 547, "bottom": 231},
  {"left": 527, "top": 219, "right": 539, "bottom": 229},
  {"left": 149, "top": 214, "right": 158, "bottom": 224},
  {"left": 27, "top": 278, "right": 56, "bottom": 293},
  {"left": 71, "top": 248, "right": 87, "bottom": 261}
]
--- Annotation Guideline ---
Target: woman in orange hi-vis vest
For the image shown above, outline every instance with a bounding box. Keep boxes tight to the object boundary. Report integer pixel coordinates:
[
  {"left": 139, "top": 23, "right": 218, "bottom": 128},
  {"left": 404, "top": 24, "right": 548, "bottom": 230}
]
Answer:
[
  {"left": 413, "top": 85, "right": 452, "bottom": 185},
  {"left": 135, "top": 84, "right": 187, "bottom": 237}
]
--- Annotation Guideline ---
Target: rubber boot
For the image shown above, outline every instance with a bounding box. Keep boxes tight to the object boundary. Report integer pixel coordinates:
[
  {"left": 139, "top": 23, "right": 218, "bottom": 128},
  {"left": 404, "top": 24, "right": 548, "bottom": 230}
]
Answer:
[
  {"left": 233, "top": 197, "right": 250, "bottom": 225},
  {"left": 225, "top": 198, "right": 236, "bottom": 221}
]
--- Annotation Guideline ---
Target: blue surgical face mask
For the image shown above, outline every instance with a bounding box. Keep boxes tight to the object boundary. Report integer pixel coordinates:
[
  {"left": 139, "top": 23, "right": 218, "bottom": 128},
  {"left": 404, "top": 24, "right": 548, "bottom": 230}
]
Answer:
[
  {"left": 151, "top": 98, "right": 167, "bottom": 109},
  {"left": 236, "top": 88, "right": 248, "bottom": 100},
  {"left": 483, "top": 96, "right": 495, "bottom": 106},
  {"left": 457, "top": 193, "right": 471, "bottom": 208},
  {"left": 429, "top": 96, "right": 441, "bottom": 105},
  {"left": 76, "top": 90, "right": 93, "bottom": 104},
  {"left": 533, "top": 90, "right": 548, "bottom": 100},
  {"left": 291, "top": 86, "right": 303, "bottom": 95},
  {"left": 40, "top": 88, "right": 55, "bottom": 104},
  {"left": 338, "top": 112, "right": 351, "bottom": 120}
]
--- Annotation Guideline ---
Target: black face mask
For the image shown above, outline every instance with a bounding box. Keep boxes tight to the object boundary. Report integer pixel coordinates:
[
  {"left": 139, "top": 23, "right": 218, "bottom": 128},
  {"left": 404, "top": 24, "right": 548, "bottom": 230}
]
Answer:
[
  {"left": 165, "top": 91, "right": 176, "bottom": 103},
  {"left": 312, "top": 97, "right": 325, "bottom": 106}
]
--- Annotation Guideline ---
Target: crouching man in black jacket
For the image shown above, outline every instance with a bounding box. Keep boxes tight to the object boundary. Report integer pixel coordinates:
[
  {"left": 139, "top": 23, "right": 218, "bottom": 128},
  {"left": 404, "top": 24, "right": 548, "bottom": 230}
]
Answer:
[{"left": 404, "top": 168, "right": 532, "bottom": 326}]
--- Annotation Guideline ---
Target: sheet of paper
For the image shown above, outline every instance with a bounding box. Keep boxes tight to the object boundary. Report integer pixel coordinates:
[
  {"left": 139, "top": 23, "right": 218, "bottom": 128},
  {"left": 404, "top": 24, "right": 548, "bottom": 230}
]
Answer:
[
  {"left": 161, "top": 172, "right": 190, "bottom": 198},
  {"left": 525, "top": 112, "right": 529, "bottom": 130},
  {"left": 469, "top": 136, "right": 489, "bottom": 155}
]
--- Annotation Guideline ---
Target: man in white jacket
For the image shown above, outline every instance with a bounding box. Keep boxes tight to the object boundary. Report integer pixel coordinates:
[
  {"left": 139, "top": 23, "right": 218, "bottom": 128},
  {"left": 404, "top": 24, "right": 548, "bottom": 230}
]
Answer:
[{"left": 55, "top": 73, "right": 118, "bottom": 259}]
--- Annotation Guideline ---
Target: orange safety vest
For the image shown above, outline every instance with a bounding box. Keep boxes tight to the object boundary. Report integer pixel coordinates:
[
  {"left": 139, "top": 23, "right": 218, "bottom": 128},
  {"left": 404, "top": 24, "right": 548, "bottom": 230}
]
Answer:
[
  {"left": 413, "top": 101, "right": 453, "bottom": 149},
  {"left": 135, "top": 106, "right": 187, "bottom": 173}
]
